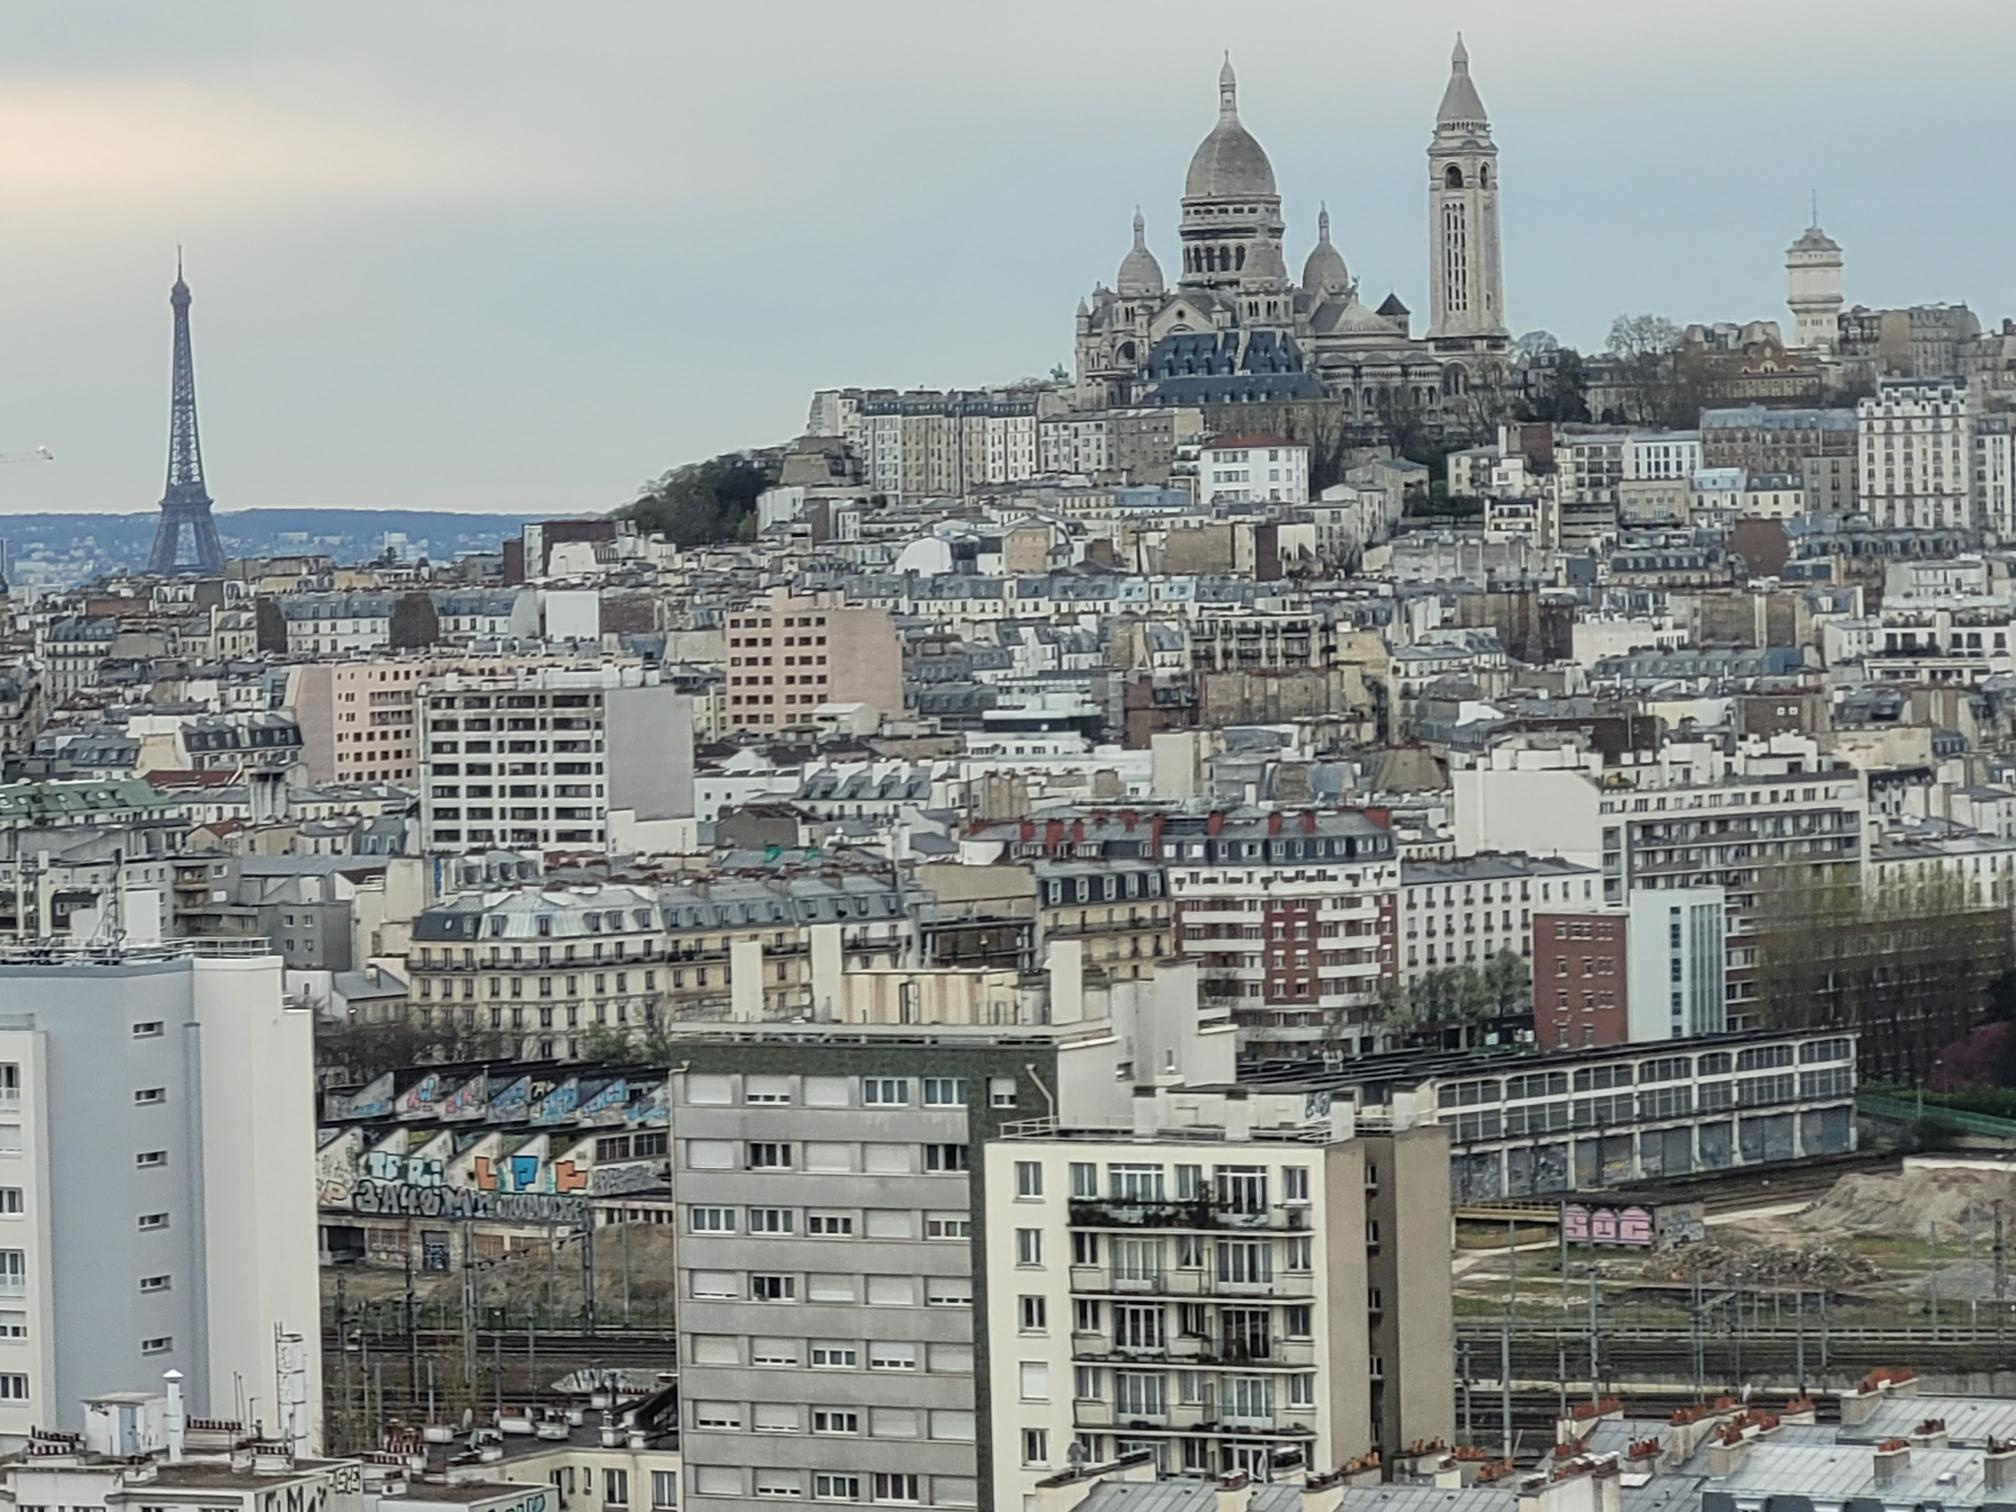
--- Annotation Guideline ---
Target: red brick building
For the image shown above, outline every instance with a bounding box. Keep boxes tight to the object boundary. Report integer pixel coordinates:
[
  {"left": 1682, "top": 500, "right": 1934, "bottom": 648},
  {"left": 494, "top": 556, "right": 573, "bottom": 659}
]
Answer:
[{"left": 1532, "top": 909, "right": 1628, "bottom": 1050}]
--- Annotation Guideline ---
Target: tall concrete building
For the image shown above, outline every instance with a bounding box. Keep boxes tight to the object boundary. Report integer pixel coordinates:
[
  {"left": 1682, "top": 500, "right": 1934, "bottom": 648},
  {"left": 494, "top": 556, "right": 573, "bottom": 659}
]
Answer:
[
  {"left": 1857, "top": 380, "right": 1974, "bottom": 530},
  {"left": 665, "top": 953, "right": 1235, "bottom": 1512},
  {"left": 0, "top": 942, "right": 320, "bottom": 1450},
  {"left": 982, "top": 1085, "right": 1451, "bottom": 1505},
  {"left": 417, "top": 664, "right": 695, "bottom": 853},
  {"left": 284, "top": 658, "right": 431, "bottom": 787},
  {"left": 722, "top": 589, "right": 904, "bottom": 735}
]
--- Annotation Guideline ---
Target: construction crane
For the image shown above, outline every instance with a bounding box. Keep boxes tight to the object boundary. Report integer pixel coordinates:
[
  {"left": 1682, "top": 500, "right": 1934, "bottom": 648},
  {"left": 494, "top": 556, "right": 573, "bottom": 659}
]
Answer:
[{"left": 0, "top": 447, "right": 51, "bottom": 465}]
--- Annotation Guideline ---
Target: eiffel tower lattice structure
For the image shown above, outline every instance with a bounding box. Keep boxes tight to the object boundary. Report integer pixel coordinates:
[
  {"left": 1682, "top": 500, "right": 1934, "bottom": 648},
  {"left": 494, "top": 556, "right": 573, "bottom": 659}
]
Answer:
[{"left": 147, "top": 254, "right": 225, "bottom": 577}]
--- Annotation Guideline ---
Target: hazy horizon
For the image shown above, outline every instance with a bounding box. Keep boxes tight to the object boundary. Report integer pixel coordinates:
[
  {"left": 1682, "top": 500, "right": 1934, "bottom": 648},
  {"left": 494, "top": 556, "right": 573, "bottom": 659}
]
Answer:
[{"left": 8, "top": 0, "right": 2016, "bottom": 517}]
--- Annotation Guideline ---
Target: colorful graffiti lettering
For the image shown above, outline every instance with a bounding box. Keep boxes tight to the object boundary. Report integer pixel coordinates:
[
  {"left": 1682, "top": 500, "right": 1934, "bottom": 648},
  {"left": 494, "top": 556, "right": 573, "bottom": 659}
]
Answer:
[
  {"left": 350, "top": 1179, "right": 588, "bottom": 1226},
  {"left": 394, "top": 1073, "right": 443, "bottom": 1119},
  {"left": 1561, "top": 1203, "right": 1654, "bottom": 1247},
  {"left": 345, "top": 1072, "right": 395, "bottom": 1121},
  {"left": 439, "top": 1072, "right": 488, "bottom": 1121},
  {"left": 532, "top": 1082, "right": 581, "bottom": 1126},
  {"left": 578, "top": 1079, "right": 628, "bottom": 1122}
]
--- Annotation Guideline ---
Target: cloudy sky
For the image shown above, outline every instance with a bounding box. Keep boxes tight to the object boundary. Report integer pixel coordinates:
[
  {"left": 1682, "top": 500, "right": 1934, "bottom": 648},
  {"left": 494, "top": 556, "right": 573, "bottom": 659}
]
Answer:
[{"left": 5, "top": 0, "right": 2012, "bottom": 516}]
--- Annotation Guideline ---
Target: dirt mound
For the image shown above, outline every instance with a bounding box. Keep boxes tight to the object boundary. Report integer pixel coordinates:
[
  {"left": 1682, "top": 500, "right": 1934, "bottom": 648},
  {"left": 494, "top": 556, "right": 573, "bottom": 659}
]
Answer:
[
  {"left": 1644, "top": 1241, "right": 1881, "bottom": 1289},
  {"left": 1797, "top": 1167, "right": 2016, "bottom": 1241}
]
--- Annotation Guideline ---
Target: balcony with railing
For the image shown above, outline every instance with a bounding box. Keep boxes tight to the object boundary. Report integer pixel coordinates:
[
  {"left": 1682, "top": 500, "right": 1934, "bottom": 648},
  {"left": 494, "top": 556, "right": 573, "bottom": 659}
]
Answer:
[
  {"left": 1066, "top": 1265, "right": 1315, "bottom": 1300},
  {"left": 1069, "top": 1197, "right": 1308, "bottom": 1232}
]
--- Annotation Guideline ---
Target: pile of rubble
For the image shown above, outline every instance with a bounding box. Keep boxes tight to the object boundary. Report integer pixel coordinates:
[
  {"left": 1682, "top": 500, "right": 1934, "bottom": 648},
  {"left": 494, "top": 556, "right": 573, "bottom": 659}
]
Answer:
[{"left": 1642, "top": 1240, "right": 1882, "bottom": 1288}]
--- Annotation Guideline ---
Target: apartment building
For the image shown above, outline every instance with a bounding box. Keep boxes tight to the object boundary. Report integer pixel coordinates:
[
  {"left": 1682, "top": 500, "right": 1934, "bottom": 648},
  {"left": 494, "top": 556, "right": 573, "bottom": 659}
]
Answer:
[
  {"left": 982, "top": 1086, "right": 1451, "bottom": 1505},
  {"left": 1197, "top": 437, "right": 1310, "bottom": 507},
  {"left": 1162, "top": 810, "right": 1398, "bottom": 1056},
  {"left": 285, "top": 658, "right": 432, "bottom": 786},
  {"left": 1032, "top": 860, "right": 1176, "bottom": 984},
  {"left": 722, "top": 589, "right": 904, "bottom": 735},
  {"left": 417, "top": 664, "right": 694, "bottom": 853},
  {"left": 0, "top": 942, "right": 320, "bottom": 1449},
  {"left": 1454, "top": 737, "right": 1867, "bottom": 1017},
  {"left": 1396, "top": 854, "right": 1596, "bottom": 979},
  {"left": 1700, "top": 405, "right": 1858, "bottom": 516},
  {"left": 1858, "top": 381, "right": 1973, "bottom": 529},
  {"left": 857, "top": 389, "right": 1043, "bottom": 500},
  {"left": 1531, "top": 885, "right": 1727, "bottom": 1050}
]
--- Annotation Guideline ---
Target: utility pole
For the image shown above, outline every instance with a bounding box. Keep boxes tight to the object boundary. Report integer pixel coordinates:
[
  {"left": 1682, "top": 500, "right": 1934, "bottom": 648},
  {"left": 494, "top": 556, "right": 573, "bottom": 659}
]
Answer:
[
  {"left": 1690, "top": 1263, "right": 1704, "bottom": 1399},
  {"left": 621, "top": 1219, "right": 632, "bottom": 1325},
  {"left": 1459, "top": 1340, "right": 1473, "bottom": 1445},
  {"left": 1795, "top": 1289, "right": 1806, "bottom": 1387},
  {"left": 1507, "top": 1216, "right": 1518, "bottom": 1319},
  {"left": 580, "top": 1219, "right": 598, "bottom": 1335},
  {"left": 1500, "top": 1319, "right": 1512, "bottom": 1459},
  {"left": 1559, "top": 1204, "right": 1570, "bottom": 1316},
  {"left": 404, "top": 1218, "right": 420, "bottom": 1414},
  {"left": 459, "top": 1236, "right": 478, "bottom": 1388},
  {"left": 1587, "top": 1267, "right": 1601, "bottom": 1409},
  {"left": 1930, "top": 1222, "right": 1941, "bottom": 1338},
  {"left": 1996, "top": 1201, "right": 2009, "bottom": 1347}
]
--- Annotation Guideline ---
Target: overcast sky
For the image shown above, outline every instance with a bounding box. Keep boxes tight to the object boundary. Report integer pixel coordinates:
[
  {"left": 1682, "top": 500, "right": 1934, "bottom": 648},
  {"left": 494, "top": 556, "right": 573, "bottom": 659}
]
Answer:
[{"left": 5, "top": 0, "right": 2013, "bottom": 516}]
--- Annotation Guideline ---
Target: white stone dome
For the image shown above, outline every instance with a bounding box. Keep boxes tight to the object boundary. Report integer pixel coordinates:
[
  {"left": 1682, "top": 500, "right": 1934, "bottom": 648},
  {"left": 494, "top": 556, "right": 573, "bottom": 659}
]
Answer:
[
  {"left": 1116, "top": 209, "right": 1165, "bottom": 297},
  {"left": 1185, "top": 56, "right": 1277, "bottom": 200},
  {"left": 1301, "top": 207, "right": 1350, "bottom": 296}
]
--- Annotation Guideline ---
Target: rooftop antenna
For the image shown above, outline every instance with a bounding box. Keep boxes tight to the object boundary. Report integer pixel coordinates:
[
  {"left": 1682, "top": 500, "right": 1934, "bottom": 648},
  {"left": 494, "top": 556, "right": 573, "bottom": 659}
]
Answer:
[{"left": 1810, "top": 188, "right": 1820, "bottom": 229}]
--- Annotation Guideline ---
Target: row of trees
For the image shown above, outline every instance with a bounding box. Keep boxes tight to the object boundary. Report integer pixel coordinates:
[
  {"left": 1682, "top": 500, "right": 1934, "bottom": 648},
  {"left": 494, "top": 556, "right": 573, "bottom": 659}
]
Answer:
[
  {"left": 1369, "top": 950, "right": 1531, "bottom": 1048},
  {"left": 621, "top": 451, "right": 777, "bottom": 547}
]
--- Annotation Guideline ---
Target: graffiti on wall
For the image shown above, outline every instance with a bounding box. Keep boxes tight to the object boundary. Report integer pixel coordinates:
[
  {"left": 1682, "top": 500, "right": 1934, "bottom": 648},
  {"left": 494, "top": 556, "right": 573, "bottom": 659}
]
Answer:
[
  {"left": 350, "top": 1180, "right": 588, "bottom": 1226},
  {"left": 1561, "top": 1202, "right": 1654, "bottom": 1247}
]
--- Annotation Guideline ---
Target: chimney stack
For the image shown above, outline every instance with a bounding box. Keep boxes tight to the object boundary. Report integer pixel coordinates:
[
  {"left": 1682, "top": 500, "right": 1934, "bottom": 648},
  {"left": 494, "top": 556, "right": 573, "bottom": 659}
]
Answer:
[
  {"left": 1216, "top": 1471, "right": 1252, "bottom": 1512},
  {"left": 1986, "top": 1439, "right": 2016, "bottom": 1493},
  {"left": 163, "top": 1370, "right": 185, "bottom": 1464},
  {"left": 1223, "top": 1087, "right": 1252, "bottom": 1142},
  {"left": 1873, "top": 1440, "right": 1910, "bottom": 1487}
]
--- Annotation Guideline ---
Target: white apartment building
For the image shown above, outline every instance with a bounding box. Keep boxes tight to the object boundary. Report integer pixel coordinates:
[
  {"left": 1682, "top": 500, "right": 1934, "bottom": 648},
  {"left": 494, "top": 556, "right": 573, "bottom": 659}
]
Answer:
[
  {"left": 1454, "top": 737, "right": 1868, "bottom": 1017},
  {"left": 1397, "top": 854, "right": 1599, "bottom": 979},
  {"left": 0, "top": 943, "right": 320, "bottom": 1451},
  {"left": 1858, "top": 381, "right": 1973, "bottom": 529},
  {"left": 1160, "top": 811, "right": 1398, "bottom": 1057},
  {"left": 1621, "top": 430, "right": 1703, "bottom": 481},
  {"left": 418, "top": 665, "right": 694, "bottom": 854},
  {"left": 982, "top": 1087, "right": 1451, "bottom": 1507},
  {"left": 1976, "top": 414, "right": 2013, "bottom": 534},
  {"left": 1197, "top": 437, "right": 1310, "bottom": 507},
  {"left": 1041, "top": 414, "right": 1112, "bottom": 475}
]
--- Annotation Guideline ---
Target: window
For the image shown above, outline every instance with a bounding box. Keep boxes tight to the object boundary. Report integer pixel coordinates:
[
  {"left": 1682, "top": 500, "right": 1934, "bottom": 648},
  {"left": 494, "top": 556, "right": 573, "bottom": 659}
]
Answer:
[
  {"left": 1015, "top": 1161, "right": 1044, "bottom": 1198},
  {"left": 989, "top": 1078, "right": 1018, "bottom": 1108},
  {"left": 651, "top": 1472, "right": 677, "bottom": 1510},
  {"left": 750, "top": 1274, "right": 797, "bottom": 1303},
  {"left": 814, "top": 1475, "right": 861, "bottom": 1503},
  {"left": 1282, "top": 1166, "right": 1310, "bottom": 1203},
  {"left": 132, "top": 1021, "right": 164, "bottom": 1039},
  {"left": 0, "top": 1374, "right": 27, "bottom": 1400},
  {"left": 1023, "top": 1428, "right": 1050, "bottom": 1466},
  {"left": 811, "top": 1344, "right": 858, "bottom": 1368},
  {"left": 604, "top": 1470, "right": 629, "bottom": 1507},
  {"left": 688, "top": 1207, "right": 735, "bottom": 1234},
  {"left": 923, "top": 1077, "right": 968, "bottom": 1106},
  {"left": 751, "top": 1338, "right": 799, "bottom": 1367},
  {"left": 924, "top": 1143, "right": 968, "bottom": 1172},
  {"left": 134, "top": 1088, "right": 166, "bottom": 1106},
  {"left": 870, "top": 1341, "right": 917, "bottom": 1371},
  {"left": 135, "top": 1151, "right": 168, "bottom": 1170},
  {"left": 927, "top": 1278, "right": 973, "bottom": 1307},
  {"left": 141, "top": 1336, "right": 173, "bottom": 1355},
  {"left": 138, "top": 1213, "right": 170, "bottom": 1232},
  {"left": 926, "top": 1214, "right": 970, "bottom": 1240},
  {"left": 755, "top": 1473, "right": 802, "bottom": 1500},
  {"left": 863, "top": 1077, "right": 909, "bottom": 1106},
  {"left": 1016, "top": 1229, "right": 1043, "bottom": 1266},
  {"left": 0, "top": 1190, "right": 19, "bottom": 1216},
  {"left": 748, "top": 1208, "right": 795, "bottom": 1235},
  {"left": 1070, "top": 1162, "right": 1097, "bottom": 1198},
  {"left": 747, "top": 1142, "right": 792, "bottom": 1170},
  {"left": 807, "top": 1212, "right": 854, "bottom": 1237},
  {"left": 871, "top": 1474, "right": 920, "bottom": 1505},
  {"left": 753, "top": 1403, "right": 798, "bottom": 1434},
  {"left": 812, "top": 1409, "right": 861, "bottom": 1435},
  {"left": 693, "top": 1403, "right": 741, "bottom": 1430},
  {"left": 1019, "top": 1361, "right": 1050, "bottom": 1400},
  {"left": 1284, "top": 1236, "right": 1312, "bottom": 1271},
  {"left": 1019, "top": 1295, "right": 1048, "bottom": 1331},
  {"left": 139, "top": 1275, "right": 171, "bottom": 1294}
]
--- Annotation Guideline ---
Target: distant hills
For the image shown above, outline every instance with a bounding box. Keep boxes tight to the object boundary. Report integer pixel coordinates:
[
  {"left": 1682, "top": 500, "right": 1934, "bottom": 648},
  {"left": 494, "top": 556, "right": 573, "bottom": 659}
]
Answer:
[{"left": 0, "top": 508, "right": 578, "bottom": 589}]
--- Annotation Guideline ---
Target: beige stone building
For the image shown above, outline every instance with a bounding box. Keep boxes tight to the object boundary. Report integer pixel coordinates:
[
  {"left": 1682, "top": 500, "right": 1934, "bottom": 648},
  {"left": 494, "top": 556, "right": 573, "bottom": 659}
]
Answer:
[
  {"left": 722, "top": 588, "right": 904, "bottom": 734},
  {"left": 285, "top": 657, "right": 432, "bottom": 786}
]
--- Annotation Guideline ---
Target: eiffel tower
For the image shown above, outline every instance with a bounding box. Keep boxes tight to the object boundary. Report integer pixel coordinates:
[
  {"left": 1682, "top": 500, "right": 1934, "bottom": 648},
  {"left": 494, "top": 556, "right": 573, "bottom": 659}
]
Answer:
[{"left": 147, "top": 254, "right": 225, "bottom": 576}]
